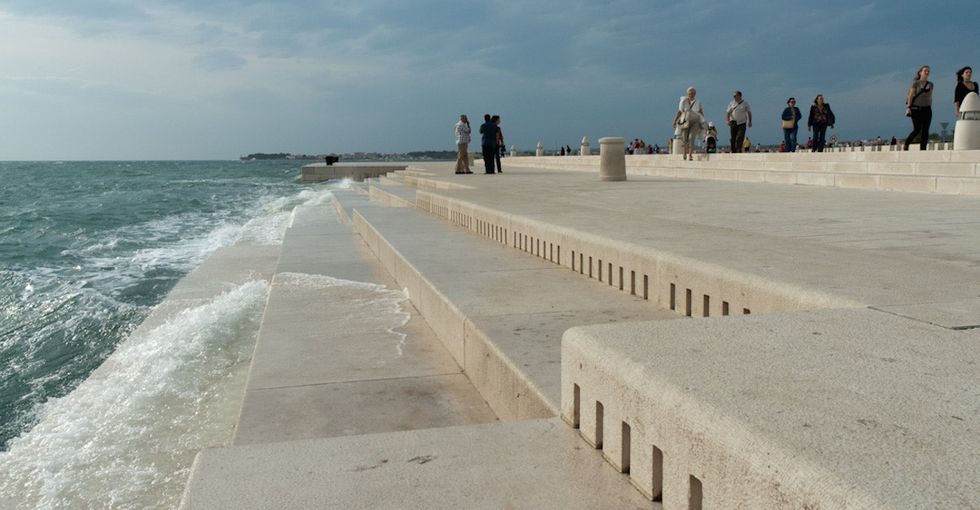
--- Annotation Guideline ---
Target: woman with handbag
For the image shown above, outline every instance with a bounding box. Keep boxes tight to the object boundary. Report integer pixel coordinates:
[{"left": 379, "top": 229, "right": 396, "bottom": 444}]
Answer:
[
  {"left": 672, "top": 86, "right": 704, "bottom": 161},
  {"left": 780, "top": 97, "right": 802, "bottom": 152},
  {"left": 807, "top": 95, "right": 836, "bottom": 152},
  {"left": 904, "top": 65, "right": 933, "bottom": 151}
]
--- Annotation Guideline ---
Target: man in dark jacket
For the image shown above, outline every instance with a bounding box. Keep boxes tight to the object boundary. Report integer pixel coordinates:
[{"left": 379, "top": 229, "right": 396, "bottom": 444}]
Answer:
[{"left": 479, "top": 113, "right": 498, "bottom": 174}]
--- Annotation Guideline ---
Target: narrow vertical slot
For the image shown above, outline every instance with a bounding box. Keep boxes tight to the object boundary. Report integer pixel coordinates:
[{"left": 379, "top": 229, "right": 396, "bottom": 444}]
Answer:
[
  {"left": 589, "top": 256, "right": 593, "bottom": 278},
  {"left": 557, "top": 246, "right": 561, "bottom": 265},
  {"left": 703, "top": 295, "right": 710, "bottom": 317},
  {"left": 608, "top": 263, "right": 613, "bottom": 286},
  {"left": 580, "top": 254, "right": 585, "bottom": 275},
  {"left": 689, "top": 475, "right": 703, "bottom": 510},
  {"left": 621, "top": 421, "right": 631, "bottom": 473},
  {"left": 619, "top": 267, "right": 624, "bottom": 290},
  {"left": 595, "top": 401, "right": 604, "bottom": 449},
  {"left": 572, "top": 251, "right": 577, "bottom": 271},
  {"left": 722, "top": 301, "right": 729, "bottom": 316},
  {"left": 643, "top": 275, "right": 649, "bottom": 300},
  {"left": 572, "top": 384, "right": 580, "bottom": 428},
  {"left": 686, "top": 289, "right": 693, "bottom": 317},
  {"left": 598, "top": 259, "right": 603, "bottom": 282},
  {"left": 670, "top": 283, "right": 676, "bottom": 310},
  {"left": 651, "top": 446, "right": 664, "bottom": 501},
  {"left": 630, "top": 271, "right": 636, "bottom": 295},
  {"left": 743, "top": 308, "right": 751, "bottom": 315}
]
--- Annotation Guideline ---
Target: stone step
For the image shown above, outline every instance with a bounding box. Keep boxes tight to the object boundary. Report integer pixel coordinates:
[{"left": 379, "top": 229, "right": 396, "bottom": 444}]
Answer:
[
  {"left": 369, "top": 180, "right": 416, "bottom": 207},
  {"left": 232, "top": 200, "right": 496, "bottom": 446},
  {"left": 342, "top": 198, "right": 677, "bottom": 421},
  {"left": 181, "top": 419, "right": 655, "bottom": 509},
  {"left": 562, "top": 308, "right": 980, "bottom": 508}
]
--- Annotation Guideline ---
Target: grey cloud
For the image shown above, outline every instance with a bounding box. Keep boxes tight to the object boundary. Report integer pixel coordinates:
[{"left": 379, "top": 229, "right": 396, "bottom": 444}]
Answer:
[{"left": 193, "top": 50, "right": 247, "bottom": 71}]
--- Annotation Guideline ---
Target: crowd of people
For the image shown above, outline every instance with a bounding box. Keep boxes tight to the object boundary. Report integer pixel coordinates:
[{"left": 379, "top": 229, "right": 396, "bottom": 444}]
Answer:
[{"left": 452, "top": 65, "right": 978, "bottom": 167}]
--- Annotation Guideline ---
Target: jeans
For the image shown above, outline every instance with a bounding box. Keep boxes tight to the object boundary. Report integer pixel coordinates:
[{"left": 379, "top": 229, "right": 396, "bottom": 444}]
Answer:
[
  {"left": 482, "top": 144, "right": 496, "bottom": 173},
  {"left": 812, "top": 125, "right": 828, "bottom": 152},
  {"left": 783, "top": 127, "right": 798, "bottom": 152},
  {"left": 904, "top": 106, "right": 932, "bottom": 150},
  {"left": 729, "top": 122, "right": 746, "bottom": 153}
]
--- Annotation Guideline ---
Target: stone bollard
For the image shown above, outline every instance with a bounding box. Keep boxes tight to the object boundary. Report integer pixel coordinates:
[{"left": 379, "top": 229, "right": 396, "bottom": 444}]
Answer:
[
  {"left": 598, "top": 137, "right": 627, "bottom": 181},
  {"left": 580, "top": 136, "right": 591, "bottom": 156},
  {"left": 510, "top": 145, "right": 517, "bottom": 157},
  {"left": 536, "top": 141, "right": 544, "bottom": 157}
]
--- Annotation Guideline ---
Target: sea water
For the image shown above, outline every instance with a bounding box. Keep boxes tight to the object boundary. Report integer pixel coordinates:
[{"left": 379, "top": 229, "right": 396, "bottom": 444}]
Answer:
[{"left": 0, "top": 161, "right": 338, "bottom": 508}]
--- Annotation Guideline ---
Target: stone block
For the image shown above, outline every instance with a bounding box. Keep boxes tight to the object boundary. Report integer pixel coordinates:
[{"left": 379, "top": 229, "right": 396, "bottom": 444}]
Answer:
[
  {"left": 936, "top": 177, "right": 980, "bottom": 195},
  {"left": 795, "top": 172, "right": 835, "bottom": 187},
  {"left": 878, "top": 175, "right": 937, "bottom": 193},
  {"left": 913, "top": 162, "right": 975, "bottom": 177},
  {"left": 834, "top": 174, "right": 878, "bottom": 190}
]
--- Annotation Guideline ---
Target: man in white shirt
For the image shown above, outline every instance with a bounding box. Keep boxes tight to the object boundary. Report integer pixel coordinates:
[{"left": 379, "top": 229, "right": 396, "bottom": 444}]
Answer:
[{"left": 726, "top": 91, "right": 752, "bottom": 153}]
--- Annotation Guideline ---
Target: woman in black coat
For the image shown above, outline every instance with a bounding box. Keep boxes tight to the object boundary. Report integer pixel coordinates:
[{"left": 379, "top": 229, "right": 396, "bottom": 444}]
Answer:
[{"left": 807, "top": 95, "right": 836, "bottom": 152}]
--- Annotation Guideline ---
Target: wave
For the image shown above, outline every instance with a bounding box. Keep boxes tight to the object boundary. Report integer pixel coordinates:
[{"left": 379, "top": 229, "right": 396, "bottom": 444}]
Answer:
[{"left": 0, "top": 280, "right": 270, "bottom": 509}]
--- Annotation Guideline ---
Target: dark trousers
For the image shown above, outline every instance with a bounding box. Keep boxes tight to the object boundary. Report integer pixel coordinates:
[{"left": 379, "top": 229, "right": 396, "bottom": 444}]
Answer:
[
  {"left": 482, "top": 144, "right": 496, "bottom": 173},
  {"left": 812, "top": 125, "right": 828, "bottom": 152},
  {"left": 494, "top": 145, "right": 503, "bottom": 173},
  {"left": 729, "top": 122, "right": 746, "bottom": 153},
  {"left": 782, "top": 127, "right": 799, "bottom": 152},
  {"left": 904, "top": 106, "right": 932, "bottom": 150}
]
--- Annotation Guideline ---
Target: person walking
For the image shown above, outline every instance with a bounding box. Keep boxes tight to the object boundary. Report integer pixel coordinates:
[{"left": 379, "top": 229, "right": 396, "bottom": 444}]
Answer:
[
  {"left": 807, "top": 95, "right": 836, "bottom": 152},
  {"left": 672, "top": 86, "right": 704, "bottom": 161},
  {"left": 454, "top": 114, "right": 472, "bottom": 174},
  {"left": 726, "top": 91, "right": 752, "bottom": 153},
  {"left": 781, "top": 97, "right": 803, "bottom": 152},
  {"left": 954, "top": 66, "right": 978, "bottom": 116},
  {"left": 479, "top": 113, "right": 498, "bottom": 174},
  {"left": 492, "top": 115, "right": 504, "bottom": 173},
  {"left": 904, "top": 65, "right": 933, "bottom": 151}
]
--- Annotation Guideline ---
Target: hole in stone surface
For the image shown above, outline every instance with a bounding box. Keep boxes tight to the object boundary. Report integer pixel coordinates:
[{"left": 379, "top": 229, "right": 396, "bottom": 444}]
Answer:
[
  {"left": 598, "top": 259, "right": 603, "bottom": 281},
  {"left": 743, "top": 308, "right": 751, "bottom": 315},
  {"left": 572, "top": 250, "right": 577, "bottom": 271},
  {"left": 703, "top": 295, "right": 710, "bottom": 317},
  {"left": 572, "top": 384, "right": 581, "bottom": 428},
  {"left": 630, "top": 271, "right": 636, "bottom": 295},
  {"left": 670, "top": 284, "right": 676, "bottom": 310},
  {"left": 608, "top": 263, "right": 613, "bottom": 286},
  {"left": 722, "top": 301, "right": 729, "bottom": 316},
  {"left": 651, "top": 445, "right": 664, "bottom": 502},
  {"left": 689, "top": 475, "right": 703, "bottom": 510},
  {"left": 619, "top": 267, "right": 624, "bottom": 290},
  {"left": 621, "top": 421, "right": 631, "bottom": 473},
  {"left": 643, "top": 275, "right": 649, "bottom": 300},
  {"left": 595, "top": 401, "right": 604, "bottom": 449},
  {"left": 685, "top": 289, "right": 692, "bottom": 317},
  {"left": 557, "top": 246, "right": 561, "bottom": 265}
]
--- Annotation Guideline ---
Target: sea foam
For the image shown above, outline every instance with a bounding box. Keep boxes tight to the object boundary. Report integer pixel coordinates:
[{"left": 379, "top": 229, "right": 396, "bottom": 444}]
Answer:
[{"left": 0, "top": 280, "right": 270, "bottom": 509}]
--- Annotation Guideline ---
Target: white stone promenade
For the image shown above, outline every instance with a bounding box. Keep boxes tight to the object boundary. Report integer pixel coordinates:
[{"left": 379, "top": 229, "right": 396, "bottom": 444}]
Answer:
[{"left": 182, "top": 152, "right": 980, "bottom": 509}]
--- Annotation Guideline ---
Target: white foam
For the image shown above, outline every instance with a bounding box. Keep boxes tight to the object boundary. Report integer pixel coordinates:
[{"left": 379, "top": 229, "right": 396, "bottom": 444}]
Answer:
[
  {"left": 0, "top": 280, "right": 270, "bottom": 509},
  {"left": 275, "top": 272, "right": 411, "bottom": 356}
]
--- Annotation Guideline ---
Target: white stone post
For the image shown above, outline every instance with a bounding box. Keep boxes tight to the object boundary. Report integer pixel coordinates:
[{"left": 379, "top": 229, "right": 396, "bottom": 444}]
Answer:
[
  {"left": 580, "top": 136, "right": 591, "bottom": 156},
  {"left": 536, "top": 141, "right": 545, "bottom": 157},
  {"left": 510, "top": 145, "right": 517, "bottom": 157},
  {"left": 598, "top": 137, "right": 627, "bottom": 181}
]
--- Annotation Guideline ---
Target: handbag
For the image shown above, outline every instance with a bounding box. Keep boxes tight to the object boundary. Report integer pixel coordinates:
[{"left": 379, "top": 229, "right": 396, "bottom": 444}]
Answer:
[
  {"left": 781, "top": 108, "right": 795, "bottom": 129},
  {"left": 678, "top": 99, "right": 698, "bottom": 128}
]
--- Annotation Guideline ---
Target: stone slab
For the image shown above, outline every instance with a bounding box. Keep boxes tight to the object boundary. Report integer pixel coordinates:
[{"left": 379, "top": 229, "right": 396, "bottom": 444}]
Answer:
[
  {"left": 234, "top": 373, "right": 496, "bottom": 445},
  {"left": 561, "top": 308, "right": 980, "bottom": 508},
  {"left": 182, "top": 419, "right": 654, "bottom": 510}
]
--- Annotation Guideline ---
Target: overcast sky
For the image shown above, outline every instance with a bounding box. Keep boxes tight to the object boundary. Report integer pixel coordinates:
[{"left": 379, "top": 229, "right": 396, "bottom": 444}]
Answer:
[{"left": 0, "top": 0, "right": 975, "bottom": 159}]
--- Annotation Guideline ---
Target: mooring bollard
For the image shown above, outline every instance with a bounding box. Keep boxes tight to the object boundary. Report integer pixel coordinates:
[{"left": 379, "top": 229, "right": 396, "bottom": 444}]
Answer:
[
  {"left": 598, "top": 137, "right": 627, "bottom": 181},
  {"left": 536, "top": 141, "right": 544, "bottom": 157},
  {"left": 580, "top": 136, "right": 591, "bottom": 156}
]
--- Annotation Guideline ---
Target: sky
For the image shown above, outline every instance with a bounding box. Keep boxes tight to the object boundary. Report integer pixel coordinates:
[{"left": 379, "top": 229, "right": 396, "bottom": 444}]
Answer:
[{"left": 0, "top": 0, "right": 976, "bottom": 160}]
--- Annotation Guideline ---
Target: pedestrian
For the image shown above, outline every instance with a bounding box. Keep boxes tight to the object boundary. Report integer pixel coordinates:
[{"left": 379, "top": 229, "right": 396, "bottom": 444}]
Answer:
[
  {"left": 566, "top": 145, "right": 572, "bottom": 155},
  {"left": 890, "top": 136, "right": 898, "bottom": 146},
  {"left": 807, "top": 95, "right": 836, "bottom": 152},
  {"left": 954, "top": 67, "right": 978, "bottom": 116},
  {"left": 454, "top": 114, "right": 472, "bottom": 174},
  {"left": 726, "top": 90, "right": 752, "bottom": 153},
  {"left": 672, "top": 86, "right": 704, "bottom": 161},
  {"left": 479, "top": 113, "right": 498, "bottom": 173},
  {"left": 560, "top": 146, "right": 566, "bottom": 156},
  {"left": 493, "top": 115, "right": 504, "bottom": 173},
  {"left": 704, "top": 122, "right": 718, "bottom": 153},
  {"left": 781, "top": 97, "right": 803, "bottom": 152},
  {"left": 904, "top": 65, "right": 933, "bottom": 151}
]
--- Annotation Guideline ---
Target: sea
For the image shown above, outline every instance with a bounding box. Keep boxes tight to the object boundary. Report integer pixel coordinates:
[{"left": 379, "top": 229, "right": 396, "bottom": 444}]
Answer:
[{"left": 0, "top": 160, "right": 340, "bottom": 509}]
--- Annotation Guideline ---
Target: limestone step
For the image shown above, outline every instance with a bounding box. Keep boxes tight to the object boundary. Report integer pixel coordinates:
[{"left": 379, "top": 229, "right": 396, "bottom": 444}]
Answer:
[
  {"left": 562, "top": 308, "right": 980, "bottom": 508},
  {"left": 341, "top": 198, "right": 677, "bottom": 421},
  {"left": 232, "top": 199, "right": 496, "bottom": 446},
  {"left": 369, "top": 180, "right": 416, "bottom": 207},
  {"left": 180, "top": 419, "right": 655, "bottom": 509}
]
